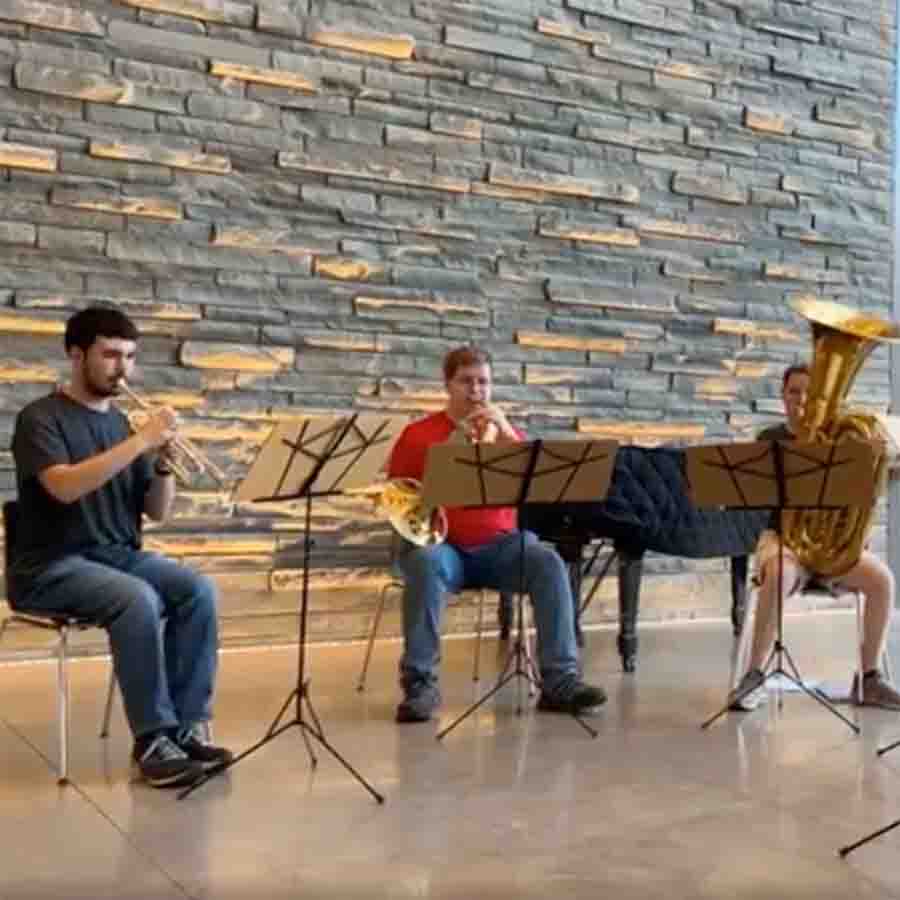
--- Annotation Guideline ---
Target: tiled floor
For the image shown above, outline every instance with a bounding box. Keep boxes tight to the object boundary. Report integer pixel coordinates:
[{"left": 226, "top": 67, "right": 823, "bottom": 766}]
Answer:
[{"left": 4, "top": 612, "right": 900, "bottom": 898}]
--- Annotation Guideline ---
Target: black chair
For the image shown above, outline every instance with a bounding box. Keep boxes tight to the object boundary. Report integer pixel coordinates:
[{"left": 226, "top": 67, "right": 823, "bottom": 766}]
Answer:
[{"left": 0, "top": 501, "right": 117, "bottom": 783}]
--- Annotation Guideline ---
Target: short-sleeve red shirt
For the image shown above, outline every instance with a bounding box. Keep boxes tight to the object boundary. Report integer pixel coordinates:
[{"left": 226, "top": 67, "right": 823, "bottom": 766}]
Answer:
[{"left": 387, "top": 411, "right": 520, "bottom": 548}]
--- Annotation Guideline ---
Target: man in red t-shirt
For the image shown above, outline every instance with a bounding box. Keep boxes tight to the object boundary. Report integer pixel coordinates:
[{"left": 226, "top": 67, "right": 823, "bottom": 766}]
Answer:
[{"left": 387, "top": 345, "right": 606, "bottom": 723}]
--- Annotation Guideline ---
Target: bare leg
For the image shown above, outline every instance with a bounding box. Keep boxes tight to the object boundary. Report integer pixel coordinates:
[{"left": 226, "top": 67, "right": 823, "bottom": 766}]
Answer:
[
  {"left": 837, "top": 552, "right": 893, "bottom": 673},
  {"left": 748, "top": 549, "right": 805, "bottom": 672}
]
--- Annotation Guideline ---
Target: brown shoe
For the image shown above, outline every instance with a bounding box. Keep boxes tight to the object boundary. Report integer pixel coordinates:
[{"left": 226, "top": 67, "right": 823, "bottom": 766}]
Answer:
[{"left": 853, "top": 671, "right": 900, "bottom": 710}]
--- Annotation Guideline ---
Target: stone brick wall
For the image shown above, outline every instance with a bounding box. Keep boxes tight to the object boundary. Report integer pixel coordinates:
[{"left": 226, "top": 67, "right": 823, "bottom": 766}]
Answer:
[{"left": 0, "top": 0, "right": 894, "bottom": 655}]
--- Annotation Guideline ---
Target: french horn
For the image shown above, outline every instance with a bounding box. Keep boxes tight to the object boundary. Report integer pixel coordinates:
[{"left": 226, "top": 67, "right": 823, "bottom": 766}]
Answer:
[
  {"left": 348, "top": 478, "right": 448, "bottom": 547},
  {"left": 350, "top": 404, "right": 505, "bottom": 546}
]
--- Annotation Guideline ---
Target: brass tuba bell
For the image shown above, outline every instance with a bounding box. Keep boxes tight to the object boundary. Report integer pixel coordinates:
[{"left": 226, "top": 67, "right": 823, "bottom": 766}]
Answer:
[{"left": 780, "top": 298, "right": 900, "bottom": 577}]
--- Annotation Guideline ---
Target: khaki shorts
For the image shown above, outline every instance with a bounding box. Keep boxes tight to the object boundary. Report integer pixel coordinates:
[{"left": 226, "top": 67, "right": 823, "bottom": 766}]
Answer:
[{"left": 753, "top": 530, "right": 837, "bottom": 594}]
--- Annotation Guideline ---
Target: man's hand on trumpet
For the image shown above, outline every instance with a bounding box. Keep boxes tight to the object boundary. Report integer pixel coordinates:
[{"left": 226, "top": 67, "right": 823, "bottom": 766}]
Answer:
[
  {"left": 460, "top": 403, "right": 517, "bottom": 443},
  {"left": 133, "top": 406, "right": 178, "bottom": 453},
  {"left": 155, "top": 439, "right": 180, "bottom": 476}
]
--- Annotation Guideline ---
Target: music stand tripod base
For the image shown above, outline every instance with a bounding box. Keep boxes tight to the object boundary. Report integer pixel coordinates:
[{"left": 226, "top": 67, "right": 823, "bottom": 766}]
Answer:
[
  {"left": 688, "top": 439, "right": 873, "bottom": 736},
  {"left": 420, "top": 441, "right": 618, "bottom": 742},
  {"left": 179, "top": 415, "right": 401, "bottom": 803},
  {"left": 837, "top": 735, "right": 900, "bottom": 856}
]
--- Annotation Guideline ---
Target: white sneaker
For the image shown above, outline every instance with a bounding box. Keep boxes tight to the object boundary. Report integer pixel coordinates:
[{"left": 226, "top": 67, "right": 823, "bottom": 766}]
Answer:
[{"left": 728, "top": 669, "right": 768, "bottom": 711}]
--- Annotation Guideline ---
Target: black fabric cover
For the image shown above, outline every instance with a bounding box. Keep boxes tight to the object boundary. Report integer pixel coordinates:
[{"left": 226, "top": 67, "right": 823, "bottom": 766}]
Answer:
[{"left": 521, "top": 446, "right": 768, "bottom": 558}]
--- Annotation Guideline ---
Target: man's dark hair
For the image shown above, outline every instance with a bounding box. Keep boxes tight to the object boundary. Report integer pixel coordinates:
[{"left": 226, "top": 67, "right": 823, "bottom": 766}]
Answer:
[
  {"left": 443, "top": 345, "right": 492, "bottom": 382},
  {"left": 782, "top": 362, "right": 810, "bottom": 391},
  {"left": 64, "top": 305, "right": 139, "bottom": 353}
]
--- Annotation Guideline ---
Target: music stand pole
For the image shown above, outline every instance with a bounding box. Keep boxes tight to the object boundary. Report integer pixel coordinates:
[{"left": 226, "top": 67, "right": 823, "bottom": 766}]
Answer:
[
  {"left": 180, "top": 416, "right": 387, "bottom": 803},
  {"left": 839, "top": 648, "right": 900, "bottom": 854},
  {"left": 435, "top": 439, "right": 606, "bottom": 741},
  {"left": 700, "top": 440, "right": 859, "bottom": 733}
]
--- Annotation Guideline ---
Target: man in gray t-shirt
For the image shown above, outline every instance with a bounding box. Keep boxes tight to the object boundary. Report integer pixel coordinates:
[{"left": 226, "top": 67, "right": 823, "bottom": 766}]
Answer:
[
  {"left": 10, "top": 306, "right": 232, "bottom": 788},
  {"left": 729, "top": 363, "right": 900, "bottom": 712}
]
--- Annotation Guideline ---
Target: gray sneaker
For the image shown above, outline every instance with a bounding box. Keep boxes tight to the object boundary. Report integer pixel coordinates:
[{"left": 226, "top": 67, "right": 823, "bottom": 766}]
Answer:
[
  {"left": 396, "top": 678, "right": 441, "bottom": 723},
  {"left": 728, "top": 668, "right": 768, "bottom": 711},
  {"left": 132, "top": 734, "right": 204, "bottom": 788},
  {"left": 538, "top": 677, "right": 607, "bottom": 715},
  {"left": 853, "top": 671, "right": 900, "bottom": 710}
]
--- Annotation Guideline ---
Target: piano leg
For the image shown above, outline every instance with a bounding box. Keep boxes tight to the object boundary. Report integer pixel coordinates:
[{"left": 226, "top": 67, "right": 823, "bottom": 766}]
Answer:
[
  {"left": 616, "top": 545, "right": 644, "bottom": 673},
  {"left": 730, "top": 555, "right": 749, "bottom": 638}
]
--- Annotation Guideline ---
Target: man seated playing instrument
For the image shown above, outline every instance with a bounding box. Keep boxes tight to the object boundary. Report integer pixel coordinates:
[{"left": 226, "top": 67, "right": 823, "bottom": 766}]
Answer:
[
  {"left": 729, "top": 363, "right": 900, "bottom": 711},
  {"left": 387, "top": 345, "right": 606, "bottom": 723},
  {"left": 9, "top": 306, "right": 233, "bottom": 786}
]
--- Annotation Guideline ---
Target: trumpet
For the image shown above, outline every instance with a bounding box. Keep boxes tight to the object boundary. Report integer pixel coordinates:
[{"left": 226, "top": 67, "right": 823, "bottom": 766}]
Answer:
[
  {"left": 452, "top": 403, "right": 501, "bottom": 444},
  {"left": 118, "top": 382, "right": 230, "bottom": 489}
]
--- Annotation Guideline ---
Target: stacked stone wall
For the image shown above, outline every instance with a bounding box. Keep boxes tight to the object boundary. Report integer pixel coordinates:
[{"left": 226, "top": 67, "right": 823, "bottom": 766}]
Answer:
[{"left": 0, "top": 0, "right": 893, "bottom": 654}]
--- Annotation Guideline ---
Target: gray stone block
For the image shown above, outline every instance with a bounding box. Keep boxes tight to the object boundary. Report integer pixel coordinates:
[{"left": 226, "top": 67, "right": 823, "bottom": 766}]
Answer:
[
  {"left": 1, "top": 1, "right": 104, "bottom": 37},
  {"left": 0, "top": 220, "right": 35, "bottom": 246},
  {"left": 37, "top": 225, "right": 104, "bottom": 255},
  {"left": 187, "top": 94, "right": 280, "bottom": 130},
  {"left": 15, "top": 62, "right": 185, "bottom": 115},
  {"left": 672, "top": 173, "right": 747, "bottom": 204},
  {"left": 300, "top": 185, "right": 377, "bottom": 215},
  {"left": 107, "top": 20, "right": 270, "bottom": 67},
  {"left": 363, "top": 68, "right": 426, "bottom": 96},
  {"left": 86, "top": 104, "right": 158, "bottom": 133},
  {"left": 444, "top": 25, "right": 534, "bottom": 61}
]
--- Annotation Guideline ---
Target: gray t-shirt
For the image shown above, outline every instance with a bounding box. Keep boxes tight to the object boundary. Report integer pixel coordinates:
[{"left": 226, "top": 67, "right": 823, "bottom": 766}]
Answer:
[{"left": 9, "top": 392, "right": 153, "bottom": 600}]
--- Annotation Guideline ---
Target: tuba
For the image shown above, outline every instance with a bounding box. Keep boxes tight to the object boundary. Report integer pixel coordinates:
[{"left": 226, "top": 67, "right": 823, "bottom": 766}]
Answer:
[{"left": 780, "top": 298, "right": 900, "bottom": 577}]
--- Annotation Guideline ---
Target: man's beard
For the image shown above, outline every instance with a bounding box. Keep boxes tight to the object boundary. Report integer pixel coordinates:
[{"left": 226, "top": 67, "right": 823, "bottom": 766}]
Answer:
[{"left": 83, "top": 364, "right": 119, "bottom": 399}]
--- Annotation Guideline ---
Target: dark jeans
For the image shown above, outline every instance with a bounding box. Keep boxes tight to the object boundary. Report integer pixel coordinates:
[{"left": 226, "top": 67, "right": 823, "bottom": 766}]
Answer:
[
  {"left": 397, "top": 530, "right": 579, "bottom": 694},
  {"left": 16, "top": 548, "right": 219, "bottom": 739}
]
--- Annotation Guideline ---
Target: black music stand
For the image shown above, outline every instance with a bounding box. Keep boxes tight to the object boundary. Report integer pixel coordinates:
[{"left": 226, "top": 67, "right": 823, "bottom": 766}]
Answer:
[
  {"left": 418, "top": 438, "right": 617, "bottom": 741},
  {"left": 837, "top": 415, "right": 900, "bottom": 856},
  {"left": 689, "top": 439, "right": 876, "bottom": 734},
  {"left": 179, "top": 413, "right": 405, "bottom": 802}
]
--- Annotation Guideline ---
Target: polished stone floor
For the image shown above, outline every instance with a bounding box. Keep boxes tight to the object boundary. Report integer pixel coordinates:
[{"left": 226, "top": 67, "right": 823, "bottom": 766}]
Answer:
[{"left": 4, "top": 612, "right": 900, "bottom": 899}]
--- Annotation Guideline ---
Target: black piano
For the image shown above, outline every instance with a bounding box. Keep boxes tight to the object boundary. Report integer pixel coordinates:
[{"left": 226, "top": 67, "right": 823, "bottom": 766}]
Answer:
[{"left": 520, "top": 445, "right": 769, "bottom": 672}]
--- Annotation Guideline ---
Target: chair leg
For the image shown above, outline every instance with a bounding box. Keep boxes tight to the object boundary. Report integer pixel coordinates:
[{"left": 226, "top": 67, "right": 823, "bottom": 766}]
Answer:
[
  {"left": 100, "top": 665, "right": 116, "bottom": 739},
  {"left": 855, "top": 591, "right": 865, "bottom": 706},
  {"left": 522, "top": 599, "right": 538, "bottom": 698},
  {"left": 357, "top": 581, "right": 394, "bottom": 692},
  {"left": 472, "top": 590, "right": 486, "bottom": 683},
  {"left": 56, "top": 626, "right": 70, "bottom": 785}
]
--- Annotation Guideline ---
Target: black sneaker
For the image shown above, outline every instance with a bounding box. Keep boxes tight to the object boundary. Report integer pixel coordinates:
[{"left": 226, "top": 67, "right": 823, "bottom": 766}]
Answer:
[
  {"left": 396, "top": 678, "right": 441, "bottom": 723},
  {"left": 133, "top": 733, "right": 205, "bottom": 788},
  {"left": 175, "top": 724, "right": 234, "bottom": 770},
  {"left": 538, "top": 677, "right": 607, "bottom": 715}
]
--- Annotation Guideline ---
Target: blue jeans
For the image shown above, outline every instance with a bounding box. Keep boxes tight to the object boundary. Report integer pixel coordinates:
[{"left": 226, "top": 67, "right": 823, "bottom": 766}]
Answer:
[
  {"left": 15, "top": 548, "right": 219, "bottom": 740},
  {"left": 397, "top": 531, "right": 579, "bottom": 694}
]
